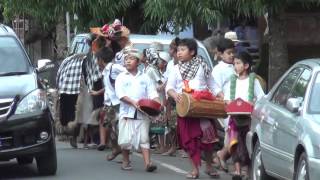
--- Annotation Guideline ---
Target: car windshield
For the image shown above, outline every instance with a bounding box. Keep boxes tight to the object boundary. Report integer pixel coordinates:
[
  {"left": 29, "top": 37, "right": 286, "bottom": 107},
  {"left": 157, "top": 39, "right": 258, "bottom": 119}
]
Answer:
[
  {"left": 69, "top": 36, "right": 90, "bottom": 55},
  {"left": 0, "top": 37, "right": 29, "bottom": 76},
  {"left": 132, "top": 43, "right": 212, "bottom": 69},
  {"left": 309, "top": 72, "right": 320, "bottom": 113}
]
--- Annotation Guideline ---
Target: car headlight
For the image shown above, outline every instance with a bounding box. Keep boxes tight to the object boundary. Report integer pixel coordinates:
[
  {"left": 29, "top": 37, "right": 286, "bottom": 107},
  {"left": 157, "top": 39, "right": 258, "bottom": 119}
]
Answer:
[{"left": 14, "top": 89, "right": 47, "bottom": 115}]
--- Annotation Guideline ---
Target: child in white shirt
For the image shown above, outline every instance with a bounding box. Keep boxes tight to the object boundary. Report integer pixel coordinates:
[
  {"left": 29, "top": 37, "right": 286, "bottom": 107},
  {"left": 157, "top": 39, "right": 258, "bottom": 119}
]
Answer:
[
  {"left": 115, "top": 48, "right": 160, "bottom": 172},
  {"left": 224, "top": 52, "right": 265, "bottom": 179}
]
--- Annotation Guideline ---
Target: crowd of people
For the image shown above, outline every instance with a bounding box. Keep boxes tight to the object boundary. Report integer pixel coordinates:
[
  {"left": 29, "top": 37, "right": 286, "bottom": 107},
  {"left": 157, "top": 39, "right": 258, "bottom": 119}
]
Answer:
[{"left": 56, "top": 19, "right": 265, "bottom": 180}]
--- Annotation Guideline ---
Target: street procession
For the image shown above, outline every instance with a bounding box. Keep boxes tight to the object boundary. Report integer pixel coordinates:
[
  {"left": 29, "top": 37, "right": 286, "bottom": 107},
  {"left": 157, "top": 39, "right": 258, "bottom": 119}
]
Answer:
[{"left": 1, "top": 1, "right": 320, "bottom": 180}]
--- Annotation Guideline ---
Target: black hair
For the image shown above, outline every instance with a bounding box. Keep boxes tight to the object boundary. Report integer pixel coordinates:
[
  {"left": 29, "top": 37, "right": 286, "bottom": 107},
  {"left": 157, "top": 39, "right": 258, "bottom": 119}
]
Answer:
[
  {"left": 142, "top": 48, "right": 147, "bottom": 57},
  {"left": 235, "top": 51, "right": 253, "bottom": 72},
  {"left": 87, "top": 34, "right": 97, "bottom": 47},
  {"left": 88, "top": 34, "right": 106, "bottom": 49},
  {"left": 95, "top": 47, "right": 114, "bottom": 64},
  {"left": 110, "top": 40, "right": 121, "bottom": 54},
  {"left": 177, "top": 38, "right": 198, "bottom": 56},
  {"left": 217, "top": 38, "right": 235, "bottom": 53},
  {"left": 169, "top": 37, "right": 180, "bottom": 53}
]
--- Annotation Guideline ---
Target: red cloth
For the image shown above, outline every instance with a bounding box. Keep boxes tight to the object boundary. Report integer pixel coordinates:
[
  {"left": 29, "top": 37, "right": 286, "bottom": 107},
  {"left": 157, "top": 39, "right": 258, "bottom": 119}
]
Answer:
[
  {"left": 225, "top": 98, "right": 253, "bottom": 115},
  {"left": 191, "top": 90, "right": 215, "bottom": 101},
  {"left": 177, "top": 117, "right": 217, "bottom": 167}
]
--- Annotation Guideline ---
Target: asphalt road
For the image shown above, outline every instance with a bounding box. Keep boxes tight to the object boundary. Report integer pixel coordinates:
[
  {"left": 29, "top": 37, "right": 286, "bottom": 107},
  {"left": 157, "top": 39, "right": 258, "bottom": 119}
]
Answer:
[{"left": 0, "top": 141, "right": 234, "bottom": 180}]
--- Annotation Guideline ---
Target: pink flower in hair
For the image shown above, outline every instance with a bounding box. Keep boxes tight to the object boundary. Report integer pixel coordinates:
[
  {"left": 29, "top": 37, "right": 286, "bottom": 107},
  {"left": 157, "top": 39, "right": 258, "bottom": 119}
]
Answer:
[{"left": 101, "top": 24, "right": 110, "bottom": 35}]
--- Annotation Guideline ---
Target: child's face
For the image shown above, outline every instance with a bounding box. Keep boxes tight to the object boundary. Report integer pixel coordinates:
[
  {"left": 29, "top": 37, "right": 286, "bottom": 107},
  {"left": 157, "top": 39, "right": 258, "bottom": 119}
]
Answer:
[
  {"left": 221, "top": 48, "right": 235, "bottom": 64},
  {"left": 177, "top": 45, "right": 194, "bottom": 62},
  {"left": 234, "top": 58, "right": 249, "bottom": 75},
  {"left": 124, "top": 55, "right": 139, "bottom": 71}
]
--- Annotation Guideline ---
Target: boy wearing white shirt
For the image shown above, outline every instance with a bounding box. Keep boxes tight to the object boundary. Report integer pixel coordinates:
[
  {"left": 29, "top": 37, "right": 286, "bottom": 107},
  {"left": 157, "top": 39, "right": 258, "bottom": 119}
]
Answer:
[
  {"left": 96, "top": 47, "right": 127, "bottom": 160},
  {"left": 224, "top": 52, "right": 264, "bottom": 179},
  {"left": 115, "top": 48, "right": 160, "bottom": 172},
  {"left": 166, "top": 38, "right": 222, "bottom": 179},
  {"left": 212, "top": 38, "right": 236, "bottom": 92},
  {"left": 211, "top": 38, "right": 236, "bottom": 171}
]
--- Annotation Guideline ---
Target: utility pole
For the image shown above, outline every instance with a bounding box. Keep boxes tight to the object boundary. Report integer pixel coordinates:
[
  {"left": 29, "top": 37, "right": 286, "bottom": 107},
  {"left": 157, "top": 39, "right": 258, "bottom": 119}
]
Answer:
[{"left": 66, "top": 12, "right": 70, "bottom": 52}]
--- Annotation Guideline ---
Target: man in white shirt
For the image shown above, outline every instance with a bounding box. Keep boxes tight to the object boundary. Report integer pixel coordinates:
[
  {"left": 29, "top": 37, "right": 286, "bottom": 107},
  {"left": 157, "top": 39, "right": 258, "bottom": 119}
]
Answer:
[
  {"left": 96, "top": 46, "right": 127, "bottom": 159},
  {"left": 115, "top": 48, "right": 160, "bottom": 172}
]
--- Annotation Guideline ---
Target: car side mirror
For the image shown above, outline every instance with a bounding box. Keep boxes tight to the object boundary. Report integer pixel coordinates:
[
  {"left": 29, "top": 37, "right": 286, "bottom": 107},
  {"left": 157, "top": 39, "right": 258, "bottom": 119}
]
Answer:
[
  {"left": 286, "top": 97, "right": 303, "bottom": 113},
  {"left": 37, "top": 59, "right": 54, "bottom": 73}
]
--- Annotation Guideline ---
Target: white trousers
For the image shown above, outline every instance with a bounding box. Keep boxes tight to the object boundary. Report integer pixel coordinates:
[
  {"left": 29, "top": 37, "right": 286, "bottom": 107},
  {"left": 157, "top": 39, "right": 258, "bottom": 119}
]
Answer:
[{"left": 118, "top": 118, "right": 150, "bottom": 150}]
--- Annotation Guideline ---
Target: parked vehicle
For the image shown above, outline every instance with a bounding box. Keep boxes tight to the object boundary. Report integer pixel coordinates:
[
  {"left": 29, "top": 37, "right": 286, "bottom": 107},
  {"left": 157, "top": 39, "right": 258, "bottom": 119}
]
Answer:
[
  {"left": 0, "top": 24, "right": 57, "bottom": 175},
  {"left": 246, "top": 59, "right": 320, "bottom": 180},
  {"left": 68, "top": 33, "right": 214, "bottom": 69},
  {"left": 129, "top": 34, "right": 214, "bottom": 69}
]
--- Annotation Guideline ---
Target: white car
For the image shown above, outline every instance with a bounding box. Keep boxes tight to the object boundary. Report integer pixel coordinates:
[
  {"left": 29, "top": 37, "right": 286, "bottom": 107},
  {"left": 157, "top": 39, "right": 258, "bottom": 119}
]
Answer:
[{"left": 69, "top": 33, "right": 214, "bottom": 69}]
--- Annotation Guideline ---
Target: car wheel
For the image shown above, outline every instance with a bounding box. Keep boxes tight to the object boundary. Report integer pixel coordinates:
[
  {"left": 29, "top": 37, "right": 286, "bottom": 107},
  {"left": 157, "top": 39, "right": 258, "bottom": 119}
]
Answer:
[
  {"left": 36, "top": 140, "right": 57, "bottom": 175},
  {"left": 17, "top": 156, "right": 33, "bottom": 165},
  {"left": 251, "top": 141, "right": 270, "bottom": 180},
  {"left": 294, "top": 152, "right": 310, "bottom": 180}
]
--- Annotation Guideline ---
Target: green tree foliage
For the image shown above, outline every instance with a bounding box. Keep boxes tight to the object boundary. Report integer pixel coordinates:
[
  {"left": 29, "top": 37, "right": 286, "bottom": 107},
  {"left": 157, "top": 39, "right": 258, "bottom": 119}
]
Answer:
[{"left": 1, "top": 0, "right": 132, "bottom": 30}]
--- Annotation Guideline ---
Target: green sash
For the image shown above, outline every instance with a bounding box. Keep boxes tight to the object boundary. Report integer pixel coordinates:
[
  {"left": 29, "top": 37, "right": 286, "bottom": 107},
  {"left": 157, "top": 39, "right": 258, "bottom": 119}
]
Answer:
[{"left": 230, "top": 73, "right": 256, "bottom": 103}]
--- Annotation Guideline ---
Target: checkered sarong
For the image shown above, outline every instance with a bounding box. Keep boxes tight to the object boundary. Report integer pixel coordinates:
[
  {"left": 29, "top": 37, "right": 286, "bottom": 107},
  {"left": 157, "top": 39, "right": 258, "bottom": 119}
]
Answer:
[
  {"left": 56, "top": 53, "right": 102, "bottom": 94},
  {"left": 84, "top": 53, "right": 102, "bottom": 91},
  {"left": 56, "top": 54, "right": 85, "bottom": 94}
]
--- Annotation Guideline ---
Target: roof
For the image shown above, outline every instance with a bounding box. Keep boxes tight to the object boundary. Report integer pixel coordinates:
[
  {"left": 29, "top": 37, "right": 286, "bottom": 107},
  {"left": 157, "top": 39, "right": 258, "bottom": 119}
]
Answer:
[
  {"left": 0, "top": 24, "right": 17, "bottom": 36},
  {"left": 129, "top": 34, "right": 207, "bottom": 48},
  {"left": 289, "top": 58, "right": 320, "bottom": 73},
  {"left": 297, "top": 59, "right": 320, "bottom": 67}
]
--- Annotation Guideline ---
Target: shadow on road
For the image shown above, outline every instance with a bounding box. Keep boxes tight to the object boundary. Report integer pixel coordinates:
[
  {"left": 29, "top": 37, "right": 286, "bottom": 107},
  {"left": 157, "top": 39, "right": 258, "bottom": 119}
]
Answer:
[{"left": 0, "top": 161, "right": 47, "bottom": 179}]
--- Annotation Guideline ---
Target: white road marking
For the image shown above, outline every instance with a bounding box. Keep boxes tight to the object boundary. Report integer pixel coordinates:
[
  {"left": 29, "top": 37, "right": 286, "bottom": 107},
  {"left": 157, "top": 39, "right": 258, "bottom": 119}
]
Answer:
[{"left": 133, "top": 152, "right": 188, "bottom": 175}]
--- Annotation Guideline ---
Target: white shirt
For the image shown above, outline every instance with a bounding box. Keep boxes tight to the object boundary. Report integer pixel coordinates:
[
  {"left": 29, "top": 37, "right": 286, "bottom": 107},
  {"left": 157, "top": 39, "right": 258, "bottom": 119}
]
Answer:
[
  {"left": 166, "top": 64, "right": 221, "bottom": 95},
  {"left": 212, "top": 61, "right": 235, "bottom": 89},
  {"left": 114, "top": 50, "right": 125, "bottom": 66},
  {"left": 103, "top": 63, "right": 127, "bottom": 106},
  {"left": 224, "top": 77, "right": 265, "bottom": 102},
  {"left": 163, "top": 59, "right": 175, "bottom": 82},
  {"left": 115, "top": 71, "right": 159, "bottom": 120}
]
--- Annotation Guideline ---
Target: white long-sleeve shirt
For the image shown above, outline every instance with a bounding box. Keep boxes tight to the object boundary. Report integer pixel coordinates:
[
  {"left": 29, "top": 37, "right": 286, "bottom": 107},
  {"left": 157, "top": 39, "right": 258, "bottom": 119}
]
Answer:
[
  {"left": 224, "top": 77, "right": 265, "bottom": 102},
  {"left": 102, "top": 63, "right": 127, "bottom": 106},
  {"left": 212, "top": 61, "right": 235, "bottom": 89},
  {"left": 166, "top": 64, "right": 221, "bottom": 95},
  {"left": 115, "top": 71, "right": 159, "bottom": 120}
]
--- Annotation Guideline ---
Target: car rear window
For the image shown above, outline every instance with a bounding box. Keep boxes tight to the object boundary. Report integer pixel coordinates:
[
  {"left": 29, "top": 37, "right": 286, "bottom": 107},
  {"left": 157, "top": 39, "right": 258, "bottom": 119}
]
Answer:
[{"left": 0, "top": 37, "right": 29, "bottom": 75}]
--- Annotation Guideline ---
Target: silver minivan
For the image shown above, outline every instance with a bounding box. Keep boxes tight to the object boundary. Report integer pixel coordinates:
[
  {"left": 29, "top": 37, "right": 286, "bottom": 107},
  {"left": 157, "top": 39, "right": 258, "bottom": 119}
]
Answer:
[
  {"left": 129, "top": 34, "right": 214, "bottom": 69},
  {"left": 69, "top": 33, "right": 214, "bottom": 69},
  {"left": 246, "top": 59, "right": 320, "bottom": 180}
]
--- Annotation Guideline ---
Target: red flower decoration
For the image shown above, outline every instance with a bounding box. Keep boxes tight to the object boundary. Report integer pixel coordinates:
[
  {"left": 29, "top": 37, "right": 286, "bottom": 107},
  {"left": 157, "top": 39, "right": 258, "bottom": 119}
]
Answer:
[{"left": 101, "top": 24, "right": 110, "bottom": 35}]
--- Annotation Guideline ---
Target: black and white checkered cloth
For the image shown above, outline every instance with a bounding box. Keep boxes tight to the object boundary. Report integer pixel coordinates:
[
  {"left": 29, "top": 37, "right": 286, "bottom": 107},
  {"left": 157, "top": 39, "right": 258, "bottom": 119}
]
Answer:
[
  {"left": 56, "top": 54, "right": 85, "bottom": 94},
  {"left": 56, "top": 53, "right": 102, "bottom": 94},
  {"left": 84, "top": 53, "right": 102, "bottom": 90},
  {"left": 178, "top": 55, "right": 211, "bottom": 80}
]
